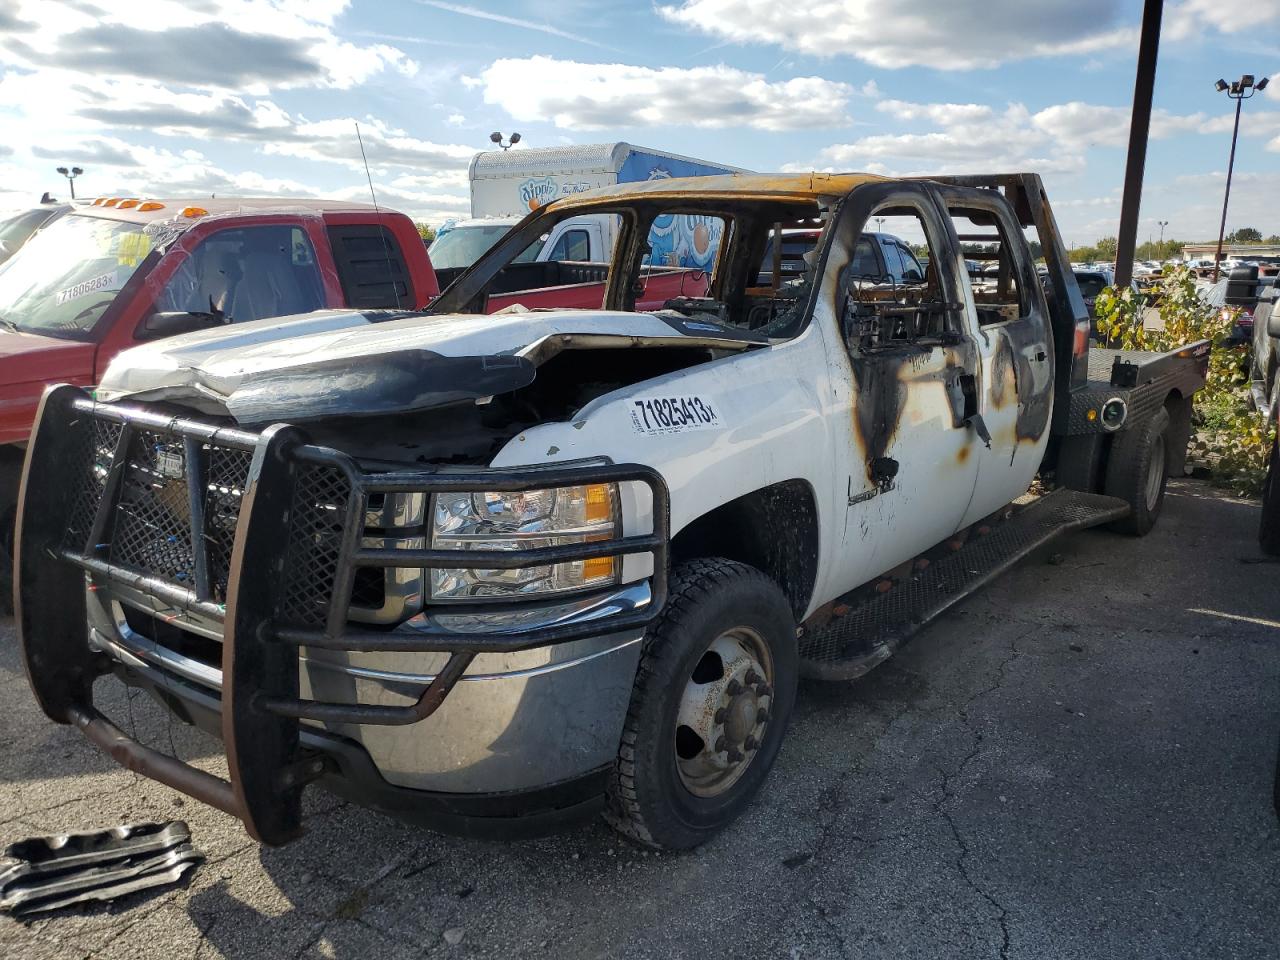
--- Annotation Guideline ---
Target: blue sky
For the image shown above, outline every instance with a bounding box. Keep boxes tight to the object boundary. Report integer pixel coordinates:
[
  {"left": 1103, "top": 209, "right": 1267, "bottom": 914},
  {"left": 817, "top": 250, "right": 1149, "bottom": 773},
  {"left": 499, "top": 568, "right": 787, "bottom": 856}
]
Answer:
[{"left": 1, "top": 0, "right": 1278, "bottom": 246}]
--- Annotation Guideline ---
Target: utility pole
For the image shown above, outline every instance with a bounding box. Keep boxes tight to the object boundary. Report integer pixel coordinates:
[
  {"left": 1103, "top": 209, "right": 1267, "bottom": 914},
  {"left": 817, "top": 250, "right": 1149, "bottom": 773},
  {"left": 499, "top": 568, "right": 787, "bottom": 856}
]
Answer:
[{"left": 1114, "top": 0, "right": 1163, "bottom": 290}]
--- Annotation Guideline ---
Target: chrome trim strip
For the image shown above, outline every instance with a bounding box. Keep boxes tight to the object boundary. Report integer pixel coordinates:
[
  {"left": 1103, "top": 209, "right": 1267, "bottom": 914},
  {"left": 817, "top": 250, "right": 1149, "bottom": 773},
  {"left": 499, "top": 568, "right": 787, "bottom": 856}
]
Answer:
[
  {"left": 92, "top": 624, "right": 223, "bottom": 689},
  {"left": 98, "top": 582, "right": 651, "bottom": 692},
  {"left": 301, "top": 635, "right": 643, "bottom": 686}
]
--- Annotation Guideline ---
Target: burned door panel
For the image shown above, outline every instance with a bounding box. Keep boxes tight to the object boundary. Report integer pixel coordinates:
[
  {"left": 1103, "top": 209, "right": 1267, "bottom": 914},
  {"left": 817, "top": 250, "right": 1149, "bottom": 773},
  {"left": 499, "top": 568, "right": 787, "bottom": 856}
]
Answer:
[
  {"left": 934, "top": 189, "right": 1054, "bottom": 524},
  {"left": 816, "top": 183, "right": 982, "bottom": 595}
]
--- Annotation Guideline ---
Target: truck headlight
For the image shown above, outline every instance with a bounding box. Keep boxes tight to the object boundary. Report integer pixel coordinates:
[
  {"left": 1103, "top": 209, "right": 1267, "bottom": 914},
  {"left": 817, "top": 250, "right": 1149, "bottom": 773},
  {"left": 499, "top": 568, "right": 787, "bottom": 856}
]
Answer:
[{"left": 429, "top": 483, "right": 620, "bottom": 601}]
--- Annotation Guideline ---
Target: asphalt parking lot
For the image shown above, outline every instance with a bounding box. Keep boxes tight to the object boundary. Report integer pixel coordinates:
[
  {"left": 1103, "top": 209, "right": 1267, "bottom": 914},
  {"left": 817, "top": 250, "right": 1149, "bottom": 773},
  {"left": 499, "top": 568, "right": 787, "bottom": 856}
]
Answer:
[{"left": 2, "top": 477, "right": 1278, "bottom": 959}]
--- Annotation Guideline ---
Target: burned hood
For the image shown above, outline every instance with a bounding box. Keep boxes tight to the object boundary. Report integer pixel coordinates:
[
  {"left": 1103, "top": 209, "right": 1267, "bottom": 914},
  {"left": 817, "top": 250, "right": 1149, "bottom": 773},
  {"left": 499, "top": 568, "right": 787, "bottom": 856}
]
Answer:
[{"left": 96, "top": 306, "right": 764, "bottom": 421}]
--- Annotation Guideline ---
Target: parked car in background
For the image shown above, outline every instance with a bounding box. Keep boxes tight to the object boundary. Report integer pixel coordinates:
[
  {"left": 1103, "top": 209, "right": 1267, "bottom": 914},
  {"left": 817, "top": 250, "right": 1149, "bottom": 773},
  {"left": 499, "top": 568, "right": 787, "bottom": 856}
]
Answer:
[
  {"left": 0, "top": 194, "right": 441, "bottom": 601},
  {"left": 1073, "top": 268, "right": 1113, "bottom": 321},
  {"left": 1201, "top": 268, "right": 1272, "bottom": 345},
  {"left": 1246, "top": 272, "right": 1280, "bottom": 554},
  {"left": 0, "top": 201, "right": 72, "bottom": 265}
]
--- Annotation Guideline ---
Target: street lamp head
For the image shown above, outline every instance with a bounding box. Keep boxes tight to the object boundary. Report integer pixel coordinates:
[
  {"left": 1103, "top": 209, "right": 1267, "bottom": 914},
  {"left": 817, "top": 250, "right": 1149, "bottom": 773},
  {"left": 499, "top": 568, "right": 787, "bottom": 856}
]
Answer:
[
  {"left": 1241, "top": 74, "right": 1255, "bottom": 90},
  {"left": 56, "top": 166, "right": 68, "bottom": 175},
  {"left": 509, "top": 132, "right": 521, "bottom": 145},
  {"left": 1215, "top": 78, "right": 1229, "bottom": 92},
  {"left": 71, "top": 166, "right": 83, "bottom": 176},
  {"left": 489, "top": 131, "right": 502, "bottom": 144},
  {"left": 1257, "top": 77, "right": 1270, "bottom": 91}
]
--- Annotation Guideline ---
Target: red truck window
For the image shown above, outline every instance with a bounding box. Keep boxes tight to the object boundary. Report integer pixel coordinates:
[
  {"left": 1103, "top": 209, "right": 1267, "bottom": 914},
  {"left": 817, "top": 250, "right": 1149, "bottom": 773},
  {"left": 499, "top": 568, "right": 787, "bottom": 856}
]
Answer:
[
  {"left": 326, "top": 224, "right": 414, "bottom": 309},
  {"left": 153, "top": 225, "right": 324, "bottom": 325}
]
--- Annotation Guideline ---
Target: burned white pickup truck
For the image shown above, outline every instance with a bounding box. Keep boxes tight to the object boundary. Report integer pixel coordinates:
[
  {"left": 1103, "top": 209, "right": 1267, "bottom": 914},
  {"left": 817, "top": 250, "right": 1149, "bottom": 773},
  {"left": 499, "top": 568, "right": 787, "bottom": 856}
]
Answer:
[{"left": 16, "top": 173, "right": 1209, "bottom": 849}]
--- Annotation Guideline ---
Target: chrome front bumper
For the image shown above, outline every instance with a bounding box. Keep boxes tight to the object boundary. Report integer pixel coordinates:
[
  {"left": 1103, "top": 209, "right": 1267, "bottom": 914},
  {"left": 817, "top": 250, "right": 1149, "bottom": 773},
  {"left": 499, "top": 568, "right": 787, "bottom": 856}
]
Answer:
[
  {"left": 87, "top": 581, "right": 649, "bottom": 793},
  {"left": 19, "top": 386, "right": 669, "bottom": 843}
]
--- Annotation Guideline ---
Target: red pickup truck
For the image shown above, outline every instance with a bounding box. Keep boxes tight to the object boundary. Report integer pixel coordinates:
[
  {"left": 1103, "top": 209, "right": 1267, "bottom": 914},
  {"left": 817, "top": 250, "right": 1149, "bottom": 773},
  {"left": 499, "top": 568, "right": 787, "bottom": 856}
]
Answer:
[
  {"left": 0, "top": 196, "right": 440, "bottom": 591},
  {"left": 0, "top": 197, "right": 709, "bottom": 596}
]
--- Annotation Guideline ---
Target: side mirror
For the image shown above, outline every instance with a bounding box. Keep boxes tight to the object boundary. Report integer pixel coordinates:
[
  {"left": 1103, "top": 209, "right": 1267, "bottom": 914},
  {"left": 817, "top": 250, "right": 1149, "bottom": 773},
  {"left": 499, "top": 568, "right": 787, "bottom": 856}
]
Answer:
[{"left": 136, "top": 310, "right": 223, "bottom": 340}]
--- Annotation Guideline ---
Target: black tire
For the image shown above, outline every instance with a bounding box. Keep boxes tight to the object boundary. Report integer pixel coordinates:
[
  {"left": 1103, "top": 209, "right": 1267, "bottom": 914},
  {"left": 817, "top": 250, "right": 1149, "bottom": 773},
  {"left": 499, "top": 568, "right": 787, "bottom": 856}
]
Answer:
[
  {"left": 0, "top": 453, "right": 22, "bottom": 615},
  {"left": 1055, "top": 433, "right": 1106, "bottom": 493},
  {"left": 1260, "top": 435, "right": 1280, "bottom": 556},
  {"left": 1164, "top": 394, "right": 1194, "bottom": 480},
  {"left": 604, "top": 558, "right": 798, "bottom": 850},
  {"left": 1104, "top": 406, "right": 1170, "bottom": 536}
]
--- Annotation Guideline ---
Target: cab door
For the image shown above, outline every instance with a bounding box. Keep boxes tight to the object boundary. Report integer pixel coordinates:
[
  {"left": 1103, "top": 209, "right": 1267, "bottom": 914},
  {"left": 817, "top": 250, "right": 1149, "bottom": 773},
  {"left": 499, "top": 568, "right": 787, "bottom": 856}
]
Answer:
[
  {"left": 822, "top": 183, "right": 984, "bottom": 594},
  {"left": 935, "top": 190, "right": 1054, "bottom": 524}
]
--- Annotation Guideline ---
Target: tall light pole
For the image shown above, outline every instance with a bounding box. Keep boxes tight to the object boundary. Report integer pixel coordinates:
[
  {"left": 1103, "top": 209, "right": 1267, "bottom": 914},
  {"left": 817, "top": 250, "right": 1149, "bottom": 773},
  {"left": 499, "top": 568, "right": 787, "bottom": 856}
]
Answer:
[
  {"left": 874, "top": 217, "right": 885, "bottom": 232},
  {"left": 489, "top": 131, "right": 521, "bottom": 151},
  {"left": 55, "top": 165, "right": 83, "bottom": 199},
  {"left": 1212, "top": 74, "right": 1268, "bottom": 281},
  {"left": 1157, "top": 219, "right": 1168, "bottom": 259}
]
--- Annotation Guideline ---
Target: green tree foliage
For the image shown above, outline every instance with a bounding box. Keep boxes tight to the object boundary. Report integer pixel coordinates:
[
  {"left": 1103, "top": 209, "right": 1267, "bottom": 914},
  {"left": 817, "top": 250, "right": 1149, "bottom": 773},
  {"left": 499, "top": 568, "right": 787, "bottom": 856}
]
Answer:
[
  {"left": 1226, "top": 226, "right": 1262, "bottom": 243},
  {"left": 1070, "top": 236, "right": 1184, "bottom": 264},
  {"left": 1093, "top": 263, "right": 1272, "bottom": 494},
  {"left": 415, "top": 221, "right": 436, "bottom": 244}
]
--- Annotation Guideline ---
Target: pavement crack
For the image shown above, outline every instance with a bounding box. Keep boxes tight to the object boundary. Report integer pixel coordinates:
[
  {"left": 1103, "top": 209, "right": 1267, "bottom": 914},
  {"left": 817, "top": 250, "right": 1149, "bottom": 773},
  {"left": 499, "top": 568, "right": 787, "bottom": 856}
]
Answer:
[
  {"left": 928, "top": 631, "right": 1028, "bottom": 960},
  {"left": 762, "top": 694, "right": 916, "bottom": 957}
]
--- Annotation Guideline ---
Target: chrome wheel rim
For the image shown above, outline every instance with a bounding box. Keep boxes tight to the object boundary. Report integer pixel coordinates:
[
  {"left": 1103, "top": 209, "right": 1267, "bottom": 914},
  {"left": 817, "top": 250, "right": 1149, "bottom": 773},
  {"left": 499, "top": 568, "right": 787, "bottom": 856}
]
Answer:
[
  {"left": 1145, "top": 433, "right": 1166, "bottom": 511},
  {"left": 674, "top": 626, "right": 774, "bottom": 798}
]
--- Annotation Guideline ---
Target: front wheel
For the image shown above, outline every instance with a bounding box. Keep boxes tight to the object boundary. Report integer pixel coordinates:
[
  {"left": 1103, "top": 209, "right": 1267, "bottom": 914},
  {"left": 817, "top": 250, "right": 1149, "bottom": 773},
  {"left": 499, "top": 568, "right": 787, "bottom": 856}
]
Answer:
[{"left": 605, "top": 558, "right": 798, "bottom": 850}]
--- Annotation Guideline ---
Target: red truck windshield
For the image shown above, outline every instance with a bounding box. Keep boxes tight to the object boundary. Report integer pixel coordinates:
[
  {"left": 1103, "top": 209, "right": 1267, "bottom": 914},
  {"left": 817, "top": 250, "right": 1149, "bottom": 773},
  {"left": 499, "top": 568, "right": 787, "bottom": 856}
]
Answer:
[{"left": 0, "top": 214, "right": 153, "bottom": 340}]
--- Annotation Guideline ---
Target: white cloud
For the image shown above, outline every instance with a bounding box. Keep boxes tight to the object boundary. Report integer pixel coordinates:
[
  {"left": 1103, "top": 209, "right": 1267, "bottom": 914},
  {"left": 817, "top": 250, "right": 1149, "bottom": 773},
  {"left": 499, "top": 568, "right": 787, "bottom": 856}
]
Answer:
[
  {"left": 817, "top": 97, "right": 1242, "bottom": 177},
  {"left": 263, "top": 117, "right": 476, "bottom": 173},
  {"left": 657, "top": 0, "right": 1134, "bottom": 70},
  {"left": 2, "top": 0, "right": 417, "bottom": 91},
  {"left": 1165, "top": 0, "right": 1280, "bottom": 39},
  {"left": 477, "top": 56, "right": 853, "bottom": 131}
]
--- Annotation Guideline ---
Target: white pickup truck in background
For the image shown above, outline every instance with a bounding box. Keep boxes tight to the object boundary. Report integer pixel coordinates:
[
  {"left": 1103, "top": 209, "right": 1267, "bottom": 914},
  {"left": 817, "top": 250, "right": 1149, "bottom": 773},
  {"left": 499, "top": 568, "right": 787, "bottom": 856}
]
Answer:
[{"left": 428, "top": 141, "right": 743, "bottom": 278}]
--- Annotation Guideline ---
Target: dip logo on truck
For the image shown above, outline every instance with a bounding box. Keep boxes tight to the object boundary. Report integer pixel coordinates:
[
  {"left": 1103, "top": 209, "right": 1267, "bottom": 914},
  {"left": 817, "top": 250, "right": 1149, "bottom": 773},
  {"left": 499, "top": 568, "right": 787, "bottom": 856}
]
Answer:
[
  {"left": 519, "top": 177, "right": 597, "bottom": 210},
  {"left": 520, "top": 177, "right": 561, "bottom": 211}
]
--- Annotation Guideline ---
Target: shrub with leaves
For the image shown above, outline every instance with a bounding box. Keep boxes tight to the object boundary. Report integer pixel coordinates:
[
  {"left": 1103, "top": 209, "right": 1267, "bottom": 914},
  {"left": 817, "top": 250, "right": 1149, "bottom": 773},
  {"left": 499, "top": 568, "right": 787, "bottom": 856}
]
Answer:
[{"left": 1093, "top": 263, "right": 1272, "bottom": 496}]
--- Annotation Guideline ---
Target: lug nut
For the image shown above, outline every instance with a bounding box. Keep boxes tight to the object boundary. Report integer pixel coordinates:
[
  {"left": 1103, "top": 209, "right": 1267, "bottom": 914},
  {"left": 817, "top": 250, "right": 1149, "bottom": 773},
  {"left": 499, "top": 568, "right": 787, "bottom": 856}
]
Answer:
[
  {"left": 757, "top": 709, "right": 770, "bottom": 725},
  {"left": 744, "top": 735, "right": 758, "bottom": 751},
  {"left": 714, "top": 707, "right": 727, "bottom": 723},
  {"left": 726, "top": 679, "right": 742, "bottom": 696},
  {"left": 727, "top": 748, "right": 744, "bottom": 763},
  {"left": 715, "top": 736, "right": 727, "bottom": 753},
  {"left": 757, "top": 683, "right": 773, "bottom": 698},
  {"left": 745, "top": 669, "right": 760, "bottom": 685}
]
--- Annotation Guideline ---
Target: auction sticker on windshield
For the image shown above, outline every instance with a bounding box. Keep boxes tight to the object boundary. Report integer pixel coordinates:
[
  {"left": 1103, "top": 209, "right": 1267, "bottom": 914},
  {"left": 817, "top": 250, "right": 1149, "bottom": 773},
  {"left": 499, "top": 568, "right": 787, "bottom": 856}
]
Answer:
[
  {"left": 56, "top": 271, "right": 118, "bottom": 305},
  {"left": 629, "top": 395, "right": 720, "bottom": 435}
]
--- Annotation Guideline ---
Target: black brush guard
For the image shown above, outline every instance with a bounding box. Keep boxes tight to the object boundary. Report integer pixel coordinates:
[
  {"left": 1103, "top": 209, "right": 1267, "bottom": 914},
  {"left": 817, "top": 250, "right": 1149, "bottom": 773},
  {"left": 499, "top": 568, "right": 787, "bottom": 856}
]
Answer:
[{"left": 16, "top": 385, "right": 670, "bottom": 845}]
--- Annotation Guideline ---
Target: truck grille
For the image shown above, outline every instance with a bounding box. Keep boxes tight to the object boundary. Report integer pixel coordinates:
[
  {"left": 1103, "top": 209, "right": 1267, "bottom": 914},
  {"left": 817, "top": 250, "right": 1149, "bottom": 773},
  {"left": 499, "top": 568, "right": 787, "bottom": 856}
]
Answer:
[
  {"left": 63, "top": 412, "right": 351, "bottom": 626},
  {"left": 64, "top": 421, "right": 253, "bottom": 604}
]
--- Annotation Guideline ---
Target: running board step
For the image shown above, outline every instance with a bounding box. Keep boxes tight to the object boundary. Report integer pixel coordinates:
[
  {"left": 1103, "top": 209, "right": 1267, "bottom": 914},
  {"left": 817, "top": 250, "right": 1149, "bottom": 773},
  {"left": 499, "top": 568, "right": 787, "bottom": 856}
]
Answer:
[{"left": 798, "top": 489, "right": 1130, "bottom": 681}]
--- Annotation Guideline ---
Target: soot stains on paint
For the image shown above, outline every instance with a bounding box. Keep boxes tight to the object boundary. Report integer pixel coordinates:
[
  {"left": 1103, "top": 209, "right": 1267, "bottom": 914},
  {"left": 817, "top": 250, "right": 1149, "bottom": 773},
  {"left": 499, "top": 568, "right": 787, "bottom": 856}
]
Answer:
[{"left": 989, "top": 323, "right": 1052, "bottom": 442}]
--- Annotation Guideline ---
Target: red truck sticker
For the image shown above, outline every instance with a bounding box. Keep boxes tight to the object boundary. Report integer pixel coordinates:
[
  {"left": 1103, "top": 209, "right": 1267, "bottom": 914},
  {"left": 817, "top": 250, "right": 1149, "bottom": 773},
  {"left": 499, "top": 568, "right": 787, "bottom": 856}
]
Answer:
[
  {"left": 56, "top": 271, "right": 118, "bottom": 305},
  {"left": 630, "top": 395, "right": 720, "bottom": 435}
]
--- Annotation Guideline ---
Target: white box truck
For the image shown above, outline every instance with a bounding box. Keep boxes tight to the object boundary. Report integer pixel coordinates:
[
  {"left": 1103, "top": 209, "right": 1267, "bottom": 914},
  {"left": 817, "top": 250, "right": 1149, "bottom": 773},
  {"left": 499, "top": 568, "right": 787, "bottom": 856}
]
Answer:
[{"left": 428, "top": 142, "right": 745, "bottom": 278}]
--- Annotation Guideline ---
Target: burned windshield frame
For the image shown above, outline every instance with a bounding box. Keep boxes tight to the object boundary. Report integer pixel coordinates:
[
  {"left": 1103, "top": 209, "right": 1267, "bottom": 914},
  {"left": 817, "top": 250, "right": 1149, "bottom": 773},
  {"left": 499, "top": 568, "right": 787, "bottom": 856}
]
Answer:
[
  {"left": 428, "top": 205, "right": 595, "bottom": 314},
  {"left": 428, "top": 195, "right": 836, "bottom": 340}
]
